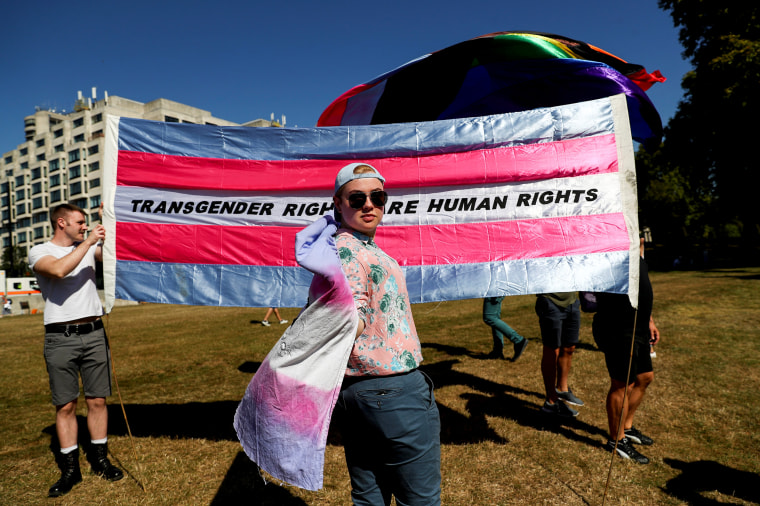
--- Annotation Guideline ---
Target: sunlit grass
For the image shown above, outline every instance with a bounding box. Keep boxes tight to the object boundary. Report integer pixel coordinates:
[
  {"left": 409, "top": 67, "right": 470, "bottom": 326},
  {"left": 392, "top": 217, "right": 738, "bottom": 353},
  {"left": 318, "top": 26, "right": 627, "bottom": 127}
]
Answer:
[{"left": 1, "top": 267, "right": 759, "bottom": 505}]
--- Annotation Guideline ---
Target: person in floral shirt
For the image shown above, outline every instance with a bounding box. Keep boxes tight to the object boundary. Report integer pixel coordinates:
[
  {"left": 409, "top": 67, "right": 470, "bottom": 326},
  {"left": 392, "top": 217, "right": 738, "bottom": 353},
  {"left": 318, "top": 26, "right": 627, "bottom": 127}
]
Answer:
[{"left": 332, "top": 162, "right": 441, "bottom": 505}]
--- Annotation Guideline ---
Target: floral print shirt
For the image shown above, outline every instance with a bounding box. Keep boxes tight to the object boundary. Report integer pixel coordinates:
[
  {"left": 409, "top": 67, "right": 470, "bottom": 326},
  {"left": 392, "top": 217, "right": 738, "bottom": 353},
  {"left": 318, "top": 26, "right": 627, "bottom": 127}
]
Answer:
[{"left": 336, "top": 228, "right": 423, "bottom": 376}]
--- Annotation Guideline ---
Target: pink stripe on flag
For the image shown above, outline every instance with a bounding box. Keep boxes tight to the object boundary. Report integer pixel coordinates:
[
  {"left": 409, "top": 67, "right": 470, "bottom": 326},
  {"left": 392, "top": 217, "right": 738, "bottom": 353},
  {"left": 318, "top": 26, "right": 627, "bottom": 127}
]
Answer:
[
  {"left": 115, "top": 134, "right": 618, "bottom": 192},
  {"left": 115, "top": 213, "right": 627, "bottom": 266},
  {"left": 115, "top": 222, "right": 301, "bottom": 266}
]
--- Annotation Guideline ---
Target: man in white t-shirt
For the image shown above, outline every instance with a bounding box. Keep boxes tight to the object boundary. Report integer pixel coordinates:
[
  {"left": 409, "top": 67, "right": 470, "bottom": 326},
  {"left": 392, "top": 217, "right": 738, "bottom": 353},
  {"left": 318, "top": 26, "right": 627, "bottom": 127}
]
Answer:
[{"left": 29, "top": 203, "right": 123, "bottom": 497}]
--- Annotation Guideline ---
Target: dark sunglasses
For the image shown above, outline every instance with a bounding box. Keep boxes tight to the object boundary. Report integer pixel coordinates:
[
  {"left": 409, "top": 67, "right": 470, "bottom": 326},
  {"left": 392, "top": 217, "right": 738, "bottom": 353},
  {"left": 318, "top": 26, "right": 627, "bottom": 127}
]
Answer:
[{"left": 347, "top": 190, "right": 388, "bottom": 209}]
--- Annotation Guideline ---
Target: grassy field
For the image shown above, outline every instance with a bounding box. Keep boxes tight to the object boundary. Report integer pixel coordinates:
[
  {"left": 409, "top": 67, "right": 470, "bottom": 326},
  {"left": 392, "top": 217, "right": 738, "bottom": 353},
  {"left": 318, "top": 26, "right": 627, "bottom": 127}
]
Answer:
[{"left": 1, "top": 267, "right": 759, "bottom": 505}]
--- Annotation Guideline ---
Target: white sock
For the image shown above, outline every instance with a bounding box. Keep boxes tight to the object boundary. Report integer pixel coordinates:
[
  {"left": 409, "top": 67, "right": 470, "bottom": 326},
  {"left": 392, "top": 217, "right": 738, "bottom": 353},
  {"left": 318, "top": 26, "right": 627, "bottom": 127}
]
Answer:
[
  {"left": 60, "top": 445, "right": 78, "bottom": 454},
  {"left": 91, "top": 437, "right": 108, "bottom": 445}
]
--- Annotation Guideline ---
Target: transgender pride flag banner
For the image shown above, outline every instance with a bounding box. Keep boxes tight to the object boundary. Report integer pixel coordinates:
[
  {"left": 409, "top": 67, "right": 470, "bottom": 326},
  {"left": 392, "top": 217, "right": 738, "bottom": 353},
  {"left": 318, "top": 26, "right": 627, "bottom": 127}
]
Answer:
[{"left": 102, "top": 93, "right": 640, "bottom": 313}]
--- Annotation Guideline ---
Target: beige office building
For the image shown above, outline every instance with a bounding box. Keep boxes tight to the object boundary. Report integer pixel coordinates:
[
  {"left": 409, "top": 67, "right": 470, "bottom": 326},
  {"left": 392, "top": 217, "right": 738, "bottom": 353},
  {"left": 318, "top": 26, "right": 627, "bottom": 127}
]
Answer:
[{"left": 1, "top": 89, "right": 281, "bottom": 253}]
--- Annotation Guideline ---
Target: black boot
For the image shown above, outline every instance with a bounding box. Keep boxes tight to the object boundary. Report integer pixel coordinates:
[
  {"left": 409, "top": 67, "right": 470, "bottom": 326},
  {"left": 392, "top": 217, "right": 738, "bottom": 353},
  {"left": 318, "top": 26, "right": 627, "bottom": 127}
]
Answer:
[
  {"left": 88, "top": 443, "right": 124, "bottom": 481},
  {"left": 48, "top": 449, "right": 82, "bottom": 497}
]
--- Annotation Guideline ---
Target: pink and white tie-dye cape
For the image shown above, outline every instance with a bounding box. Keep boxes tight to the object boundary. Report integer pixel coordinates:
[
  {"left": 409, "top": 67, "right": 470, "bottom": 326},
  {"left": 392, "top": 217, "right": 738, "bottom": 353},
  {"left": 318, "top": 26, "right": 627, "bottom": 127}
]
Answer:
[{"left": 234, "top": 215, "right": 358, "bottom": 491}]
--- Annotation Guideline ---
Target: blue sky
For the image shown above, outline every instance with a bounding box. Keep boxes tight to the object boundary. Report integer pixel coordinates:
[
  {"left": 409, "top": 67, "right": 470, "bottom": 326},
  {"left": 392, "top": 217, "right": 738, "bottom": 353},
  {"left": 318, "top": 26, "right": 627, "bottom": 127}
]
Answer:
[{"left": 0, "top": 0, "right": 691, "bottom": 151}]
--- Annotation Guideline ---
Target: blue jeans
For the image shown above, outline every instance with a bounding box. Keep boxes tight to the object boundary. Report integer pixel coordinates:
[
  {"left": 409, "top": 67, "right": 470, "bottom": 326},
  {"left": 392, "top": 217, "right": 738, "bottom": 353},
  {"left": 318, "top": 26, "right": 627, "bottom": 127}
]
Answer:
[
  {"left": 337, "top": 370, "right": 441, "bottom": 506},
  {"left": 483, "top": 297, "right": 523, "bottom": 353}
]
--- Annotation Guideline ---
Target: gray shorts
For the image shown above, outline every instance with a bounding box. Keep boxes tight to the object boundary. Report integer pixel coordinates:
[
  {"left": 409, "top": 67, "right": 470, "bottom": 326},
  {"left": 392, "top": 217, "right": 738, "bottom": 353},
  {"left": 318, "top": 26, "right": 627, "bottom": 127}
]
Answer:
[
  {"left": 44, "top": 327, "right": 112, "bottom": 406},
  {"left": 535, "top": 297, "right": 581, "bottom": 348}
]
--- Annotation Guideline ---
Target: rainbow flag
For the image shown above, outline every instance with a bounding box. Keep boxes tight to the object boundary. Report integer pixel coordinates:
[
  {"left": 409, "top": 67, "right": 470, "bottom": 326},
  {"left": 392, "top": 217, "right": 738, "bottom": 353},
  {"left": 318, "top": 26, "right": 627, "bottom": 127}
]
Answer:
[
  {"left": 102, "top": 93, "right": 640, "bottom": 313},
  {"left": 318, "top": 31, "right": 665, "bottom": 148}
]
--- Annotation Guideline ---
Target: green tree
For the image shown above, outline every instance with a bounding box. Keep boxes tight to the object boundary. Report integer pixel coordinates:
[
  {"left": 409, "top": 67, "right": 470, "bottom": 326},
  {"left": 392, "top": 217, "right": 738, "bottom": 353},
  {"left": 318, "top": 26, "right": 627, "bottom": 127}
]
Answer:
[
  {"left": 1, "top": 246, "right": 30, "bottom": 277},
  {"left": 657, "top": 0, "right": 760, "bottom": 249}
]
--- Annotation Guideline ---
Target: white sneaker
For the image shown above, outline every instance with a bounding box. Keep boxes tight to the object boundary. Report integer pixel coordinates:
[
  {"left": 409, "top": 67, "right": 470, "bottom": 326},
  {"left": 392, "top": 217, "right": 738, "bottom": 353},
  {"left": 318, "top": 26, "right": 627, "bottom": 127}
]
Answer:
[
  {"left": 261, "top": 320, "right": 271, "bottom": 327},
  {"left": 279, "top": 319, "right": 288, "bottom": 324}
]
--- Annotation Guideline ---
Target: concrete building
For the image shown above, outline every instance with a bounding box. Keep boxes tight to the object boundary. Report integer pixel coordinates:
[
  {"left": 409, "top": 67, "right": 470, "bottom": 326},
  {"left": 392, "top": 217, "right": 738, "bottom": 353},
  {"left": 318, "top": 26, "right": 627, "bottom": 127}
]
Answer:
[{"left": 1, "top": 89, "right": 283, "bottom": 256}]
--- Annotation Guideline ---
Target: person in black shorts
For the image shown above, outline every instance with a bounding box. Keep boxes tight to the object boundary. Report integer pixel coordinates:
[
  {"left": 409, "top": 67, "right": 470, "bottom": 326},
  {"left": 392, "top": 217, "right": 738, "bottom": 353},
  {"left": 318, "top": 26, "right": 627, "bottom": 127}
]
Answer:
[{"left": 593, "top": 249, "right": 661, "bottom": 464}]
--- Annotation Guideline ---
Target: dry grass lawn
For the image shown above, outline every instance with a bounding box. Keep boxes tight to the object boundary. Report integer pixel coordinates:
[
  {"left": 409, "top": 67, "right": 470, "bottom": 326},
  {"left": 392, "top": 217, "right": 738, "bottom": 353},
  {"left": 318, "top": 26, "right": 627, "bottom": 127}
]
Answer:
[{"left": 1, "top": 267, "right": 759, "bottom": 505}]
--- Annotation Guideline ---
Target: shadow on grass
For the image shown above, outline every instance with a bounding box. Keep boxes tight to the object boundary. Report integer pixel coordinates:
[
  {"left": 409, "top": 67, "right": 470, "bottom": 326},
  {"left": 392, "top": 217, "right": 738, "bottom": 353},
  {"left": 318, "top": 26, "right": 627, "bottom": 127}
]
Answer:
[
  {"left": 662, "top": 458, "right": 760, "bottom": 505},
  {"left": 238, "top": 361, "right": 262, "bottom": 374},
  {"left": 422, "top": 360, "right": 608, "bottom": 449},
  {"left": 423, "top": 339, "right": 602, "bottom": 358},
  {"left": 210, "top": 451, "right": 308, "bottom": 505}
]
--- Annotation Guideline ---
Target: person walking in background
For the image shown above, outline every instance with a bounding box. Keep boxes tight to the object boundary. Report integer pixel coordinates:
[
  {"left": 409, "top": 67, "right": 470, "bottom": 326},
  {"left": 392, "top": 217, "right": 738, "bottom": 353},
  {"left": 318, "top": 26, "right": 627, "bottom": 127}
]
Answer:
[
  {"left": 261, "top": 307, "right": 288, "bottom": 326},
  {"left": 536, "top": 292, "right": 584, "bottom": 418},
  {"left": 482, "top": 296, "right": 528, "bottom": 361},
  {"left": 29, "top": 203, "right": 123, "bottom": 497}
]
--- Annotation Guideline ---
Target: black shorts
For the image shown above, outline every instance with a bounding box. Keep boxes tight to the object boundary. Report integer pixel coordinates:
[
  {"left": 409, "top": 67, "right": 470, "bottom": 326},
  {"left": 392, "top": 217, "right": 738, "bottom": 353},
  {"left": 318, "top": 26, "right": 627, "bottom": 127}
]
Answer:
[{"left": 602, "top": 338, "right": 653, "bottom": 383}]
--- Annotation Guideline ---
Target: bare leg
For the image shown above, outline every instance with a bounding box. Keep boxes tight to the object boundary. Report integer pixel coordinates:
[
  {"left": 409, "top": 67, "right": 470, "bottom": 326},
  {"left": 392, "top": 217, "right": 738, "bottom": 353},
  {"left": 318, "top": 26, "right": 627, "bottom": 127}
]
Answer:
[
  {"left": 607, "top": 379, "right": 631, "bottom": 440},
  {"left": 541, "top": 346, "right": 560, "bottom": 403},
  {"left": 55, "top": 400, "right": 79, "bottom": 448},
  {"left": 623, "top": 371, "right": 653, "bottom": 430},
  {"left": 85, "top": 397, "right": 108, "bottom": 441},
  {"left": 556, "top": 345, "right": 575, "bottom": 392}
]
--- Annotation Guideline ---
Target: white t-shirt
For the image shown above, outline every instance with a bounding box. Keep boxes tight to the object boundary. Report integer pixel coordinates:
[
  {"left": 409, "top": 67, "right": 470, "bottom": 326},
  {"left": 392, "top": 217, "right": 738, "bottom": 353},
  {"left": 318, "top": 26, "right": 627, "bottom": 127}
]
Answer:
[{"left": 29, "top": 241, "right": 104, "bottom": 325}]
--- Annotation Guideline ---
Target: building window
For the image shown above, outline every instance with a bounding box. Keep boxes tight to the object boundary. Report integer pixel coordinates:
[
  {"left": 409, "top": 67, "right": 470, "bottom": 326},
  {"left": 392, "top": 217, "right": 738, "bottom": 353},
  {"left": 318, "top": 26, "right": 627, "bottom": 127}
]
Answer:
[
  {"left": 20, "top": 162, "right": 28, "bottom": 169},
  {"left": 90, "top": 195, "right": 101, "bottom": 208},
  {"left": 1, "top": 196, "right": 7, "bottom": 207},
  {"left": 92, "top": 113, "right": 102, "bottom": 123},
  {"left": 36, "top": 139, "right": 45, "bottom": 147},
  {"left": 69, "top": 166, "right": 81, "bottom": 179},
  {"left": 74, "top": 133, "right": 85, "bottom": 143},
  {"left": 32, "top": 182, "right": 42, "bottom": 195},
  {"left": 50, "top": 174, "right": 60, "bottom": 186},
  {"left": 89, "top": 177, "right": 100, "bottom": 189},
  {"left": 54, "top": 144, "right": 64, "bottom": 152},
  {"left": 17, "top": 231, "right": 26, "bottom": 243},
  {"left": 15, "top": 175, "right": 25, "bottom": 186},
  {"left": 73, "top": 117, "right": 84, "bottom": 127},
  {"left": 70, "top": 182, "right": 82, "bottom": 195},
  {"left": 31, "top": 168, "right": 41, "bottom": 180},
  {"left": 89, "top": 161, "right": 100, "bottom": 172},
  {"left": 15, "top": 189, "right": 25, "bottom": 201},
  {"left": 16, "top": 203, "right": 26, "bottom": 215},
  {"left": 50, "top": 189, "right": 61, "bottom": 203},
  {"left": 33, "top": 211, "right": 48, "bottom": 224},
  {"left": 54, "top": 129, "right": 63, "bottom": 138},
  {"left": 73, "top": 198, "right": 86, "bottom": 209},
  {"left": 68, "top": 150, "right": 80, "bottom": 163},
  {"left": 17, "top": 217, "right": 31, "bottom": 228},
  {"left": 36, "top": 153, "right": 46, "bottom": 161},
  {"left": 165, "top": 116, "right": 179, "bottom": 122},
  {"left": 20, "top": 148, "right": 28, "bottom": 156},
  {"left": 49, "top": 159, "right": 60, "bottom": 171},
  {"left": 88, "top": 145, "right": 99, "bottom": 156},
  {"left": 3, "top": 156, "right": 11, "bottom": 164},
  {"left": 32, "top": 197, "right": 43, "bottom": 209},
  {"left": 34, "top": 226, "right": 45, "bottom": 239}
]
